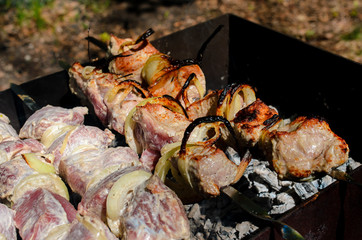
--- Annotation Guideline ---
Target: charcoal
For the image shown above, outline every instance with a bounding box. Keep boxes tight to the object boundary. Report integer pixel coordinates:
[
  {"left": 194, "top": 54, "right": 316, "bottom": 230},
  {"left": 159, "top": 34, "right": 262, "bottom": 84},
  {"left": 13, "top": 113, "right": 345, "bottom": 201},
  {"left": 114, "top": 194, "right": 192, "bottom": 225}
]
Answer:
[
  {"left": 187, "top": 157, "right": 361, "bottom": 239},
  {"left": 345, "top": 158, "right": 361, "bottom": 171},
  {"left": 235, "top": 221, "right": 259, "bottom": 238},
  {"left": 312, "top": 175, "right": 335, "bottom": 190},
  {"left": 293, "top": 182, "right": 319, "bottom": 200},
  {"left": 188, "top": 203, "right": 201, "bottom": 222},
  {"left": 270, "top": 192, "right": 296, "bottom": 214}
]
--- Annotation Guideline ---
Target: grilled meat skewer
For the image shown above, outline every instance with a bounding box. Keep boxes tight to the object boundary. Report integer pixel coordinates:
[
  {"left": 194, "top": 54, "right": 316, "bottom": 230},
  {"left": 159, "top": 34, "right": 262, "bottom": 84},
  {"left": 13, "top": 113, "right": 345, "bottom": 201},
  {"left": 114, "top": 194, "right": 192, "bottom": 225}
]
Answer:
[
  {"left": 216, "top": 83, "right": 350, "bottom": 181},
  {"left": 1, "top": 106, "right": 191, "bottom": 239},
  {"left": 68, "top": 27, "right": 225, "bottom": 137}
]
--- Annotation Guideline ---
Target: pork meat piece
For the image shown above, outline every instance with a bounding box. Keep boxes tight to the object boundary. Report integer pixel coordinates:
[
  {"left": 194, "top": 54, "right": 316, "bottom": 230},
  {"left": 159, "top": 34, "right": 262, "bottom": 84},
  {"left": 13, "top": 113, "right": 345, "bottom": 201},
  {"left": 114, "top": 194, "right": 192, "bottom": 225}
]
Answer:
[
  {"left": 133, "top": 102, "right": 191, "bottom": 170},
  {"left": 69, "top": 63, "right": 147, "bottom": 134},
  {"left": 185, "top": 90, "right": 219, "bottom": 120},
  {"left": 261, "top": 116, "right": 349, "bottom": 179},
  {"left": 19, "top": 105, "right": 88, "bottom": 140},
  {"left": 69, "top": 63, "right": 124, "bottom": 125},
  {"left": 0, "top": 138, "right": 44, "bottom": 164},
  {"left": 174, "top": 145, "right": 242, "bottom": 197},
  {"left": 0, "top": 203, "right": 16, "bottom": 240},
  {"left": 147, "top": 64, "right": 206, "bottom": 107},
  {"left": 46, "top": 125, "right": 115, "bottom": 172},
  {"left": 0, "top": 157, "right": 37, "bottom": 201},
  {"left": 108, "top": 35, "right": 159, "bottom": 83},
  {"left": 120, "top": 175, "right": 190, "bottom": 240},
  {"left": 232, "top": 99, "right": 279, "bottom": 147},
  {"left": 59, "top": 147, "right": 140, "bottom": 196},
  {"left": 13, "top": 188, "right": 77, "bottom": 240},
  {"left": 105, "top": 85, "right": 146, "bottom": 135},
  {"left": 78, "top": 166, "right": 143, "bottom": 222},
  {"left": 0, "top": 113, "right": 18, "bottom": 143}
]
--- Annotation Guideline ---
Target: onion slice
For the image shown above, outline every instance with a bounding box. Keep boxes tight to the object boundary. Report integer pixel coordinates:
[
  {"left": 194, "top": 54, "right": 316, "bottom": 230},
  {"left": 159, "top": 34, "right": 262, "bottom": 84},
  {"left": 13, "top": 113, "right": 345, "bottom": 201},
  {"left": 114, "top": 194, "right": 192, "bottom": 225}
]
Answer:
[
  {"left": 45, "top": 224, "right": 71, "bottom": 240},
  {"left": 23, "top": 153, "right": 56, "bottom": 174},
  {"left": 142, "top": 53, "right": 172, "bottom": 86},
  {"left": 12, "top": 172, "right": 69, "bottom": 204},
  {"left": 217, "top": 84, "right": 256, "bottom": 121},
  {"left": 41, "top": 124, "right": 77, "bottom": 148},
  {"left": 124, "top": 98, "right": 156, "bottom": 153},
  {"left": 106, "top": 169, "right": 152, "bottom": 237}
]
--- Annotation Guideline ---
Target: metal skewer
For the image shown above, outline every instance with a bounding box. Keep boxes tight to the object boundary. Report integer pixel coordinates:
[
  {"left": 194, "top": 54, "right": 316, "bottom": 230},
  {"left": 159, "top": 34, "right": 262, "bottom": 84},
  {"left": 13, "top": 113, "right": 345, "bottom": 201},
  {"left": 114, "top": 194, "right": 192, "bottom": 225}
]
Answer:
[
  {"left": 10, "top": 83, "right": 40, "bottom": 112},
  {"left": 222, "top": 185, "right": 305, "bottom": 240},
  {"left": 329, "top": 168, "right": 362, "bottom": 188}
]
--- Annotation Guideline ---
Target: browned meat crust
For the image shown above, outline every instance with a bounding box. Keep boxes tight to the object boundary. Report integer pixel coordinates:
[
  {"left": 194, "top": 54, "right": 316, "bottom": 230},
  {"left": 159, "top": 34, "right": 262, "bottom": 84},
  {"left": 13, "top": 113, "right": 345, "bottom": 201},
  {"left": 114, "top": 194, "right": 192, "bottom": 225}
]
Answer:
[{"left": 261, "top": 116, "right": 349, "bottom": 179}]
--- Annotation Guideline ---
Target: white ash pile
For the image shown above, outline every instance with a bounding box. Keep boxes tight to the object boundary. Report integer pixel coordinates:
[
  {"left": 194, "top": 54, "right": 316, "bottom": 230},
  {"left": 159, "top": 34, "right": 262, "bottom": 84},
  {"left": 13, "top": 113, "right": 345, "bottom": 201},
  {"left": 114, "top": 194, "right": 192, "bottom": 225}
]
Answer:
[
  {"left": 185, "top": 158, "right": 361, "bottom": 240},
  {"left": 185, "top": 194, "right": 259, "bottom": 240}
]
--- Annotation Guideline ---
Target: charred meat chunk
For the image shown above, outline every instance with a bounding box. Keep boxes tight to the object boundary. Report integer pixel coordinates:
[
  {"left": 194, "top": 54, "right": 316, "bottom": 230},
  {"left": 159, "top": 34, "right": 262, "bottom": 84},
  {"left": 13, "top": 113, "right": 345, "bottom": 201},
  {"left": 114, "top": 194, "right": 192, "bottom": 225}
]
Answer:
[{"left": 260, "top": 116, "right": 349, "bottom": 179}]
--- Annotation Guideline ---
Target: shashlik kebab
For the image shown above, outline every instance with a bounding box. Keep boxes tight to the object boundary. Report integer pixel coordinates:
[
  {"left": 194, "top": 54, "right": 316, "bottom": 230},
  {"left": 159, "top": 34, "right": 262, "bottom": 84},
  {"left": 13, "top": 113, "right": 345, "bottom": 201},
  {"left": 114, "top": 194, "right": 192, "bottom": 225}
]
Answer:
[
  {"left": 81, "top": 28, "right": 350, "bottom": 183},
  {"left": 216, "top": 83, "right": 349, "bottom": 180},
  {"left": 66, "top": 29, "right": 357, "bottom": 240},
  {"left": 0, "top": 106, "right": 190, "bottom": 240},
  {"left": 3, "top": 28, "right": 350, "bottom": 240},
  {"left": 71, "top": 27, "right": 352, "bottom": 204},
  {"left": 68, "top": 62, "right": 306, "bottom": 238},
  {"left": 153, "top": 82, "right": 350, "bottom": 196},
  {"left": 68, "top": 26, "right": 224, "bottom": 138},
  {"left": 68, "top": 26, "right": 229, "bottom": 172}
]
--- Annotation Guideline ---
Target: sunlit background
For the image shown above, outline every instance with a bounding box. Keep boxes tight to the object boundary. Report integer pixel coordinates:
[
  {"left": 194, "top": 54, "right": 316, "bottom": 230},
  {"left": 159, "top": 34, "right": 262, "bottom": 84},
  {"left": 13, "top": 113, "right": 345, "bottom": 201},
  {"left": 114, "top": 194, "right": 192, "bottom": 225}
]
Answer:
[{"left": 0, "top": 0, "right": 360, "bottom": 90}]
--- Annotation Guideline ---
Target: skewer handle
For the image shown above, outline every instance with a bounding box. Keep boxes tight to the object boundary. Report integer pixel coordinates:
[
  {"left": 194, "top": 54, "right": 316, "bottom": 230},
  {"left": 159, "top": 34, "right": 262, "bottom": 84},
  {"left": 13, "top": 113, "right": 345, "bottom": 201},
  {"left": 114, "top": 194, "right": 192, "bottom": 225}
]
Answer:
[
  {"left": 10, "top": 83, "right": 40, "bottom": 112},
  {"left": 329, "top": 169, "right": 362, "bottom": 188}
]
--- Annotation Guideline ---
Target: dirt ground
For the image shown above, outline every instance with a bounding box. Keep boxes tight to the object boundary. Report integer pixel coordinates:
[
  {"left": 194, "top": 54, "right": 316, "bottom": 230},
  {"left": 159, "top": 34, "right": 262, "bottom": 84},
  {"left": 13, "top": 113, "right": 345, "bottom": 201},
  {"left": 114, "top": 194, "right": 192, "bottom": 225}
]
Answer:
[{"left": 0, "top": 0, "right": 361, "bottom": 91}]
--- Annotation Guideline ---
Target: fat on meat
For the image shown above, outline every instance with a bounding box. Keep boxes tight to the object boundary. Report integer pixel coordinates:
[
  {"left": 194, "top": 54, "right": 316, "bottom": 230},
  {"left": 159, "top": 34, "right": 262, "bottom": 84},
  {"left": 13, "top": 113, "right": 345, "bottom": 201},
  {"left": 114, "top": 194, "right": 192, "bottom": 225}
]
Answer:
[
  {"left": 19, "top": 105, "right": 88, "bottom": 140},
  {"left": 0, "top": 138, "right": 44, "bottom": 164},
  {"left": 12, "top": 188, "right": 77, "bottom": 240},
  {"left": 261, "top": 116, "right": 349, "bottom": 179},
  {"left": 46, "top": 125, "right": 115, "bottom": 172},
  {"left": 120, "top": 175, "right": 190, "bottom": 240},
  {"left": 0, "top": 113, "right": 18, "bottom": 143},
  {"left": 59, "top": 147, "right": 140, "bottom": 196},
  {"left": 0, "top": 157, "right": 37, "bottom": 201},
  {"left": 0, "top": 203, "right": 16, "bottom": 240},
  {"left": 133, "top": 102, "right": 191, "bottom": 170}
]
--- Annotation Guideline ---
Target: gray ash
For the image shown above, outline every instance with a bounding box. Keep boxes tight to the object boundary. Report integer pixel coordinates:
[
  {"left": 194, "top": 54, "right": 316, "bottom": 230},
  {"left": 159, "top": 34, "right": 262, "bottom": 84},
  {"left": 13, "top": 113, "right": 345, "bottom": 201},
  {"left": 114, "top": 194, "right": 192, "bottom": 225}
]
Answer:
[{"left": 185, "top": 158, "right": 361, "bottom": 239}]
